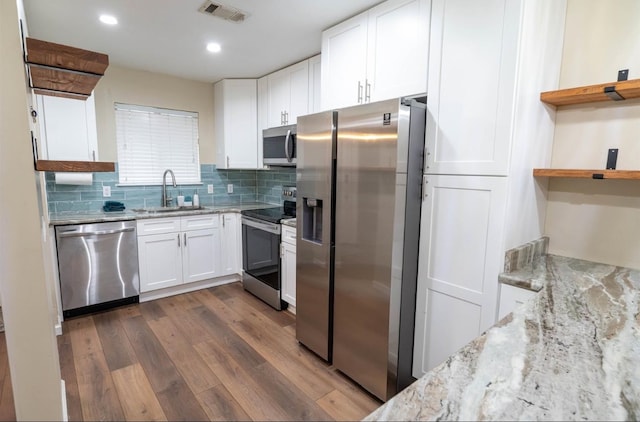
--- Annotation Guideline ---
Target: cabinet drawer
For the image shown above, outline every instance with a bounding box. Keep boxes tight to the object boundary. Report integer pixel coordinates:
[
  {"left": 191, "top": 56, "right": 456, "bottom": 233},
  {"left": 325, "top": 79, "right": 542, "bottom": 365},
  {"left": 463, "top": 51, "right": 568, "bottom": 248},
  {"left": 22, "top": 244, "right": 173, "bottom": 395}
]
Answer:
[
  {"left": 180, "top": 214, "right": 219, "bottom": 231},
  {"left": 281, "top": 224, "right": 296, "bottom": 246},
  {"left": 137, "top": 217, "right": 181, "bottom": 236}
]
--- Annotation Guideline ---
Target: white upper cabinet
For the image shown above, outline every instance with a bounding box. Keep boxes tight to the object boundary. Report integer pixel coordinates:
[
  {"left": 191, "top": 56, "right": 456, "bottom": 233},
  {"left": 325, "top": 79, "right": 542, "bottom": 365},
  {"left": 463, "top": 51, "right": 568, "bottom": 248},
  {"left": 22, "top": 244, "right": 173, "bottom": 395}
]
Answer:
[
  {"left": 424, "top": 0, "right": 521, "bottom": 176},
  {"left": 36, "top": 93, "right": 98, "bottom": 160},
  {"left": 308, "top": 54, "right": 322, "bottom": 114},
  {"left": 321, "top": 0, "right": 431, "bottom": 110},
  {"left": 266, "top": 59, "right": 310, "bottom": 127},
  {"left": 321, "top": 13, "right": 368, "bottom": 110},
  {"left": 214, "top": 79, "right": 259, "bottom": 169}
]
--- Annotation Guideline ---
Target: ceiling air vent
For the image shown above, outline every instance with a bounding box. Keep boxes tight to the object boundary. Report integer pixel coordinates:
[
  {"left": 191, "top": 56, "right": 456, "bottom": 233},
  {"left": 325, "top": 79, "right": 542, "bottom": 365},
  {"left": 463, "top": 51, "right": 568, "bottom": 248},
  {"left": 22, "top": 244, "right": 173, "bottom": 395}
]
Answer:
[{"left": 198, "top": 1, "right": 247, "bottom": 23}]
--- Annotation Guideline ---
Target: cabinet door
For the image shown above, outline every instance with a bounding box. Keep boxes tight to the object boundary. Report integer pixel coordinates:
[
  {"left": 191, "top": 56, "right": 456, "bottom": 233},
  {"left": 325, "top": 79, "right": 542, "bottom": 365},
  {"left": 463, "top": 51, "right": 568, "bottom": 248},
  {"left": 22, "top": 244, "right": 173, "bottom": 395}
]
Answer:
[
  {"left": 37, "top": 93, "right": 98, "bottom": 160},
  {"left": 281, "top": 241, "right": 296, "bottom": 307},
  {"left": 257, "top": 76, "right": 268, "bottom": 167},
  {"left": 214, "top": 79, "right": 258, "bottom": 169},
  {"left": 220, "top": 213, "right": 241, "bottom": 276},
  {"left": 137, "top": 233, "right": 183, "bottom": 292},
  {"left": 267, "top": 68, "right": 291, "bottom": 127},
  {"left": 308, "top": 55, "right": 322, "bottom": 113},
  {"left": 321, "top": 12, "right": 368, "bottom": 110},
  {"left": 287, "top": 60, "right": 309, "bottom": 125},
  {"left": 425, "top": 0, "right": 521, "bottom": 176},
  {"left": 498, "top": 284, "right": 536, "bottom": 320},
  {"left": 366, "top": 0, "right": 431, "bottom": 102},
  {"left": 413, "top": 175, "right": 507, "bottom": 377},
  {"left": 182, "top": 228, "right": 221, "bottom": 284}
]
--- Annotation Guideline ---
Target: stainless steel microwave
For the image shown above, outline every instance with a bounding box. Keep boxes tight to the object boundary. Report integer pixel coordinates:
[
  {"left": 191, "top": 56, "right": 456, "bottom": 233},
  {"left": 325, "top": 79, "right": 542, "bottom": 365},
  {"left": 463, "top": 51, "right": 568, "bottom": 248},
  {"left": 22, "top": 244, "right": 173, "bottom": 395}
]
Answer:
[{"left": 263, "top": 124, "right": 296, "bottom": 166}]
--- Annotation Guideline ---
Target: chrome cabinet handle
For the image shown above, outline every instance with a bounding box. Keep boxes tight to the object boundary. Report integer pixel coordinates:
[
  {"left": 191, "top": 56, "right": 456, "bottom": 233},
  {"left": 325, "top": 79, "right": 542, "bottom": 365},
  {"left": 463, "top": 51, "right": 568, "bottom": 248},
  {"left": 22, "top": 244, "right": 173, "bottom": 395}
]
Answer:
[
  {"left": 184, "top": 233, "right": 187, "bottom": 246},
  {"left": 357, "top": 81, "right": 363, "bottom": 103},
  {"left": 365, "top": 79, "right": 371, "bottom": 103},
  {"left": 284, "top": 110, "right": 288, "bottom": 125},
  {"left": 226, "top": 156, "right": 230, "bottom": 168},
  {"left": 178, "top": 233, "right": 181, "bottom": 247}
]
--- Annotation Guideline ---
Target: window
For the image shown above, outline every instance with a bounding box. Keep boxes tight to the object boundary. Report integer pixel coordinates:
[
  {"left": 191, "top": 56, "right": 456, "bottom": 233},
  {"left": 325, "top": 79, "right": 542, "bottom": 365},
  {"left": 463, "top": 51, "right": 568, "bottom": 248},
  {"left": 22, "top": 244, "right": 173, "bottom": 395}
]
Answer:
[{"left": 115, "top": 103, "right": 201, "bottom": 185}]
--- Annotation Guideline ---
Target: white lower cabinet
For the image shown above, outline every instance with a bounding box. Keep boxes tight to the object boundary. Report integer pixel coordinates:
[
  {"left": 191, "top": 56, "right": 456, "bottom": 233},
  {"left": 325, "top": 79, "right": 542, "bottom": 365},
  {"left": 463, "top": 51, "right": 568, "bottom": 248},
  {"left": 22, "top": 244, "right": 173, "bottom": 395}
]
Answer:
[
  {"left": 220, "top": 213, "right": 242, "bottom": 276},
  {"left": 137, "top": 214, "right": 223, "bottom": 293},
  {"left": 137, "top": 231, "right": 184, "bottom": 292},
  {"left": 413, "top": 175, "right": 507, "bottom": 377},
  {"left": 498, "top": 284, "right": 537, "bottom": 321},
  {"left": 280, "top": 224, "right": 296, "bottom": 308}
]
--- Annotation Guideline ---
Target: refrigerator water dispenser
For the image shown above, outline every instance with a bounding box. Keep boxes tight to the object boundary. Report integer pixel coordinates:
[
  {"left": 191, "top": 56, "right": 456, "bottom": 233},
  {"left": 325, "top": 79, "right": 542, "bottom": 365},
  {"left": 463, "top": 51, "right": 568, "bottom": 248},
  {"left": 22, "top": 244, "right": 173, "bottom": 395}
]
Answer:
[{"left": 302, "top": 198, "right": 323, "bottom": 244}]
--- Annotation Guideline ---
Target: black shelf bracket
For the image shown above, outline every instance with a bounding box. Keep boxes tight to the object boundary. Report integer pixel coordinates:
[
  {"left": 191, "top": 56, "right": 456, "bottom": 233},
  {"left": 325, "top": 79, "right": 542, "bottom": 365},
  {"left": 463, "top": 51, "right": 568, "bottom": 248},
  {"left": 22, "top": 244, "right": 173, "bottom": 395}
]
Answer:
[
  {"left": 618, "top": 69, "right": 629, "bottom": 81},
  {"left": 604, "top": 85, "right": 625, "bottom": 101}
]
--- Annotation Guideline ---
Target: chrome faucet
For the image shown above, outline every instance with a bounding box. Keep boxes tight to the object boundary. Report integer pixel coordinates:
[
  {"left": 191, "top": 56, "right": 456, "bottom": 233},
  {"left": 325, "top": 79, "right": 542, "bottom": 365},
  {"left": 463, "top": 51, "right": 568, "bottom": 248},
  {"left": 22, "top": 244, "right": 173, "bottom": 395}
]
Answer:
[{"left": 162, "top": 169, "right": 177, "bottom": 207}]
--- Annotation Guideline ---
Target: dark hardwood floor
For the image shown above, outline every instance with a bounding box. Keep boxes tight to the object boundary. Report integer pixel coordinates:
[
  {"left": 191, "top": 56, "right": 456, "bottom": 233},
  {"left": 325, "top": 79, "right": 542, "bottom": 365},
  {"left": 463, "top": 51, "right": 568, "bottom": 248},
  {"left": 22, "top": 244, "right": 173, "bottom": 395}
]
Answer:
[{"left": 58, "top": 282, "right": 382, "bottom": 421}]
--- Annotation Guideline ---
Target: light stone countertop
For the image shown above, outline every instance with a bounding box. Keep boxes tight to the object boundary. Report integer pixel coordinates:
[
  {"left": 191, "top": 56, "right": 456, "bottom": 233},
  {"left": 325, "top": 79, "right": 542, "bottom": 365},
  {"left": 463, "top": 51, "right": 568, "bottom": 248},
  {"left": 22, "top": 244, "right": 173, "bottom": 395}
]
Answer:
[
  {"left": 281, "top": 218, "right": 296, "bottom": 228},
  {"left": 365, "top": 254, "right": 640, "bottom": 421},
  {"left": 48, "top": 202, "right": 280, "bottom": 226}
]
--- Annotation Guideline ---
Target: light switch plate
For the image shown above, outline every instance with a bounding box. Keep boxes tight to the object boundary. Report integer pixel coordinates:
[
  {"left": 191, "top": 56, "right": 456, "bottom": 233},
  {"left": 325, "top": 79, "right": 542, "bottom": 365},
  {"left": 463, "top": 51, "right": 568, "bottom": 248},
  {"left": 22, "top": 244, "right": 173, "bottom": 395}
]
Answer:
[
  {"left": 207, "top": 184, "right": 214, "bottom": 194},
  {"left": 103, "top": 186, "right": 111, "bottom": 197},
  {"left": 227, "top": 184, "right": 233, "bottom": 194}
]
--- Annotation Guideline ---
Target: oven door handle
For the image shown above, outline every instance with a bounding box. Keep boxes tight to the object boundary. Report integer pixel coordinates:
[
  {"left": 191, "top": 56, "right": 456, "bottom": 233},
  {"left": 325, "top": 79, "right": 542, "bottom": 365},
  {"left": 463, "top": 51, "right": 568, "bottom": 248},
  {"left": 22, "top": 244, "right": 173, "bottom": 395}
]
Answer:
[{"left": 242, "top": 216, "right": 281, "bottom": 235}]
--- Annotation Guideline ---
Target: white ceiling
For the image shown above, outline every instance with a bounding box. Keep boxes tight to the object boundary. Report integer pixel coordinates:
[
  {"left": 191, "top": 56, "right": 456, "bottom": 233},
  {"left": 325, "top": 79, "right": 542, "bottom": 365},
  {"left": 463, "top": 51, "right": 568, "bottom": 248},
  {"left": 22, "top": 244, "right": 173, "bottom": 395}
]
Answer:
[{"left": 23, "top": 0, "right": 383, "bottom": 83}]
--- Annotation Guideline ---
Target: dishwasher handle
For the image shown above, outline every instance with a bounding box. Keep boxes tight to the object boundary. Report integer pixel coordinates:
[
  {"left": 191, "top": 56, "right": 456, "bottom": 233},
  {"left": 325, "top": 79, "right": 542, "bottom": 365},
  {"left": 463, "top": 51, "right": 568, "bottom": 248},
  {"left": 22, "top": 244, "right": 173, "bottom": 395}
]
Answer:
[{"left": 58, "top": 227, "right": 135, "bottom": 238}]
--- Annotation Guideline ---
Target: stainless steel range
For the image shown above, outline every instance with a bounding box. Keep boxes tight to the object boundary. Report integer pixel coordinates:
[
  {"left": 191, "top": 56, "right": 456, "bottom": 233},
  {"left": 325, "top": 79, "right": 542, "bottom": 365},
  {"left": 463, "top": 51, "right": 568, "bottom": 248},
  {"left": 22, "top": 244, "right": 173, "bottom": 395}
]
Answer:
[{"left": 241, "top": 186, "right": 296, "bottom": 310}]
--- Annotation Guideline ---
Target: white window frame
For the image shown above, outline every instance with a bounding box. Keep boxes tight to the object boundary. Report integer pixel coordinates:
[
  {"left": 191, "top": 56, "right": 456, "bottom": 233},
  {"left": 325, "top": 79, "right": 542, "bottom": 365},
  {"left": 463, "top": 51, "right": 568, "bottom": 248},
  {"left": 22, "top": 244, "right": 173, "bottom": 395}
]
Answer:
[{"left": 115, "top": 103, "right": 201, "bottom": 186}]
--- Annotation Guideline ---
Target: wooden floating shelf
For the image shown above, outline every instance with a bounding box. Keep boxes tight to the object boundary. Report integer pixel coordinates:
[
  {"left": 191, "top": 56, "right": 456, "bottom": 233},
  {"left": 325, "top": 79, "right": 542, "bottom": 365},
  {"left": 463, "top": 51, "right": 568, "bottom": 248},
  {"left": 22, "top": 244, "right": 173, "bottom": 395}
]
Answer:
[
  {"left": 25, "top": 37, "right": 109, "bottom": 100},
  {"left": 540, "top": 78, "right": 640, "bottom": 106},
  {"left": 35, "top": 160, "right": 115, "bottom": 173},
  {"left": 533, "top": 169, "right": 640, "bottom": 180}
]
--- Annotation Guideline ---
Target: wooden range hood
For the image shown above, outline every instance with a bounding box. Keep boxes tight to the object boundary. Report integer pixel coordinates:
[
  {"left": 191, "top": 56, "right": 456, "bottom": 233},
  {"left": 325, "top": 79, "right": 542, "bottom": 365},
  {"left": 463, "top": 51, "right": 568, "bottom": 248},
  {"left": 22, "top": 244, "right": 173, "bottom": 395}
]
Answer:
[{"left": 24, "top": 37, "right": 109, "bottom": 100}]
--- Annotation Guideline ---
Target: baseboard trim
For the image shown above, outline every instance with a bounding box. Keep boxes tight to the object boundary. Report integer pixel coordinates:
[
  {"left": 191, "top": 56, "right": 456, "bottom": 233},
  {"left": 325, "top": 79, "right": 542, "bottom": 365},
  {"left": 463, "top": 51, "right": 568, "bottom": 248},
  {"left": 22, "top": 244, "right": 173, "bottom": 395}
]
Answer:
[
  {"left": 61, "top": 379, "right": 68, "bottom": 422},
  {"left": 140, "top": 274, "right": 240, "bottom": 303},
  {"left": 55, "top": 322, "right": 62, "bottom": 336}
]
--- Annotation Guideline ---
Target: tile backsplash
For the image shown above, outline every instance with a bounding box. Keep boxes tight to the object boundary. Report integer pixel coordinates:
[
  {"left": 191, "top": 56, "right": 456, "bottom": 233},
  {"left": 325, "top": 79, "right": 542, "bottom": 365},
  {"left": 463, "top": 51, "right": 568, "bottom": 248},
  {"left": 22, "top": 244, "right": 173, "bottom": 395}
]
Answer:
[{"left": 46, "top": 164, "right": 296, "bottom": 215}]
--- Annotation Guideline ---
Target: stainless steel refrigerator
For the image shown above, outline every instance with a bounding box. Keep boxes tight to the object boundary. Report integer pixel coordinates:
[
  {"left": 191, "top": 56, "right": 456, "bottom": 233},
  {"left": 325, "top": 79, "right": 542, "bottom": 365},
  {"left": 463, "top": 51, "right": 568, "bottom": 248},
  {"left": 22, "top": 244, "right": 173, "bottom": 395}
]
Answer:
[{"left": 296, "top": 96, "right": 426, "bottom": 401}]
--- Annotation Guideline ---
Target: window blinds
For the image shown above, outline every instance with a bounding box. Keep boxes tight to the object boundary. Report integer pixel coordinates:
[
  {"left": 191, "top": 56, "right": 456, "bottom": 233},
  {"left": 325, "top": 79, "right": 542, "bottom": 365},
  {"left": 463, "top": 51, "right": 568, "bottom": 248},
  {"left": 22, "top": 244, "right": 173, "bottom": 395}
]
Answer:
[{"left": 115, "top": 103, "right": 201, "bottom": 185}]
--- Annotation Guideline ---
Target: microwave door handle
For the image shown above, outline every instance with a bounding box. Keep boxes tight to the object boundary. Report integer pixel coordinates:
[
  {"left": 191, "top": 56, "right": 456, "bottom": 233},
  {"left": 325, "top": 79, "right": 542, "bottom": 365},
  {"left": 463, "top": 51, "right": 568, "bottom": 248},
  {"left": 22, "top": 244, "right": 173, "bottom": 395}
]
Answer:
[{"left": 285, "top": 129, "right": 292, "bottom": 162}]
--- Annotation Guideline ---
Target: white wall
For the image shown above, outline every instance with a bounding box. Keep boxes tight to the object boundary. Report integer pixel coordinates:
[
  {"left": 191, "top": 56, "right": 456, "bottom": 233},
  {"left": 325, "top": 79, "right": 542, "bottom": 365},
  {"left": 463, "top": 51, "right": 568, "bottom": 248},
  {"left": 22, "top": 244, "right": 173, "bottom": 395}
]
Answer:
[
  {"left": 502, "top": 0, "right": 566, "bottom": 251},
  {"left": 0, "top": 0, "right": 64, "bottom": 419},
  {"left": 544, "top": 0, "right": 640, "bottom": 268},
  {"left": 93, "top": 65, "right": 216, "bottom": 163}
]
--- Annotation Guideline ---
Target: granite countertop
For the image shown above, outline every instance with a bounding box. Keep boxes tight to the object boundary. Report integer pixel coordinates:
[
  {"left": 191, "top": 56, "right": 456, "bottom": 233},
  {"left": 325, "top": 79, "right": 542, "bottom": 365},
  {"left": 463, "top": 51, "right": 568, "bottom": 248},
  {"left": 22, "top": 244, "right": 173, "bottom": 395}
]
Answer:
[
  {"left": 366, "top": 254, "right": 640, "bottom": 421},
  {"left": 48, "top": 202, "right": 280, "bottom": 226},
  {"left": 281, "top": 218, "right": 296, "bottom": 228}
]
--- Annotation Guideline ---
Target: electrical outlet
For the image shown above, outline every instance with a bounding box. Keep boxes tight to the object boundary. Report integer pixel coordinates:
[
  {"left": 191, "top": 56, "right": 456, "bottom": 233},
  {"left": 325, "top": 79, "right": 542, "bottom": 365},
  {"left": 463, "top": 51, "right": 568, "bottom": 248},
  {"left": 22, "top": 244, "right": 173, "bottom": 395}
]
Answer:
[
  {"left": 227, "top": 184, "right": 233, "bottom": 194},
  {"left": 207, "top": 184, "right": 214, "bottom": 194},
  {"left": 103, "top": 186, "right": 111, "bottom": 197}
]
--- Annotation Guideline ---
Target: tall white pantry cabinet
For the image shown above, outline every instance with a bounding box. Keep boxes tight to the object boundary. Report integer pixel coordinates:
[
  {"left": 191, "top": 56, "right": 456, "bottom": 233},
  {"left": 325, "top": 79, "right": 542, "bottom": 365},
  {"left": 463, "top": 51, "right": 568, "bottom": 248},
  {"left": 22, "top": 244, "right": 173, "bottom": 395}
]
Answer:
[{"left": 413, "top": 0, "right": 567, "bottom": 377}]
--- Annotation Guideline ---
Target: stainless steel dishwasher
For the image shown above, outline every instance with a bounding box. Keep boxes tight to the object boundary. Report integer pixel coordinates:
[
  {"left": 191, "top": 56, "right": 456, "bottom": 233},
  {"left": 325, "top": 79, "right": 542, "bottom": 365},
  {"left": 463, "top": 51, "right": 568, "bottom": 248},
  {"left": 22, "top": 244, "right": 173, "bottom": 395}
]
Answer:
[{"left": 55, "top": 220, "right": 140, "bottom": 318}]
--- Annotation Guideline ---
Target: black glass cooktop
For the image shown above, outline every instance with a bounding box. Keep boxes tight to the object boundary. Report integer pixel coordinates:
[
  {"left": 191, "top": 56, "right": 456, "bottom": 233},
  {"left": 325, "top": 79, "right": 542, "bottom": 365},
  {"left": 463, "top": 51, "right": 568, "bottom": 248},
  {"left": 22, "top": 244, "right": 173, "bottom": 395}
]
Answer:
[{"left": 241, "top": 207, "right": 295, "bottom": 224}]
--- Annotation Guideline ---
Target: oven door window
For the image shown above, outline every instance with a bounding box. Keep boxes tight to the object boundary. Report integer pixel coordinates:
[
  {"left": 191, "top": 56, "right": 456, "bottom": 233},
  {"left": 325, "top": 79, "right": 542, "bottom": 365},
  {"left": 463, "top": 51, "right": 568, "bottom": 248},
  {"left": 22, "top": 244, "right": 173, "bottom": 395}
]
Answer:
[{"left": 242, "top": 223, "right": 281, "bottom": 289}]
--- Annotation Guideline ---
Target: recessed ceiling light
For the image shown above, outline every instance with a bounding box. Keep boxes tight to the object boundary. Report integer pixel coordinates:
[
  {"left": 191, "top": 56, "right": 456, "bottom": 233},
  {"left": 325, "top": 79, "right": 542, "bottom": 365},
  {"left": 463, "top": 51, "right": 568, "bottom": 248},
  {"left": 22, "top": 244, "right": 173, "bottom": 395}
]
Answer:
[
  {"left": 99, "top": 14, "right": 118, "bottom": 25},
  {"left": 206, "top": 42, "right": 221, "bottom": 53}
]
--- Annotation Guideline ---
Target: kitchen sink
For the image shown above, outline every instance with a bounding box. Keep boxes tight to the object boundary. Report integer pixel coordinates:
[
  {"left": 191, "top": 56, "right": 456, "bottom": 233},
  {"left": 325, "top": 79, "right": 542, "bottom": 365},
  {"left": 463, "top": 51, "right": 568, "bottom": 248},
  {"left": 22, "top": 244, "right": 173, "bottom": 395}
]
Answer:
[{"left": 132, "top": 206, "right": 206, "bottom": 214}]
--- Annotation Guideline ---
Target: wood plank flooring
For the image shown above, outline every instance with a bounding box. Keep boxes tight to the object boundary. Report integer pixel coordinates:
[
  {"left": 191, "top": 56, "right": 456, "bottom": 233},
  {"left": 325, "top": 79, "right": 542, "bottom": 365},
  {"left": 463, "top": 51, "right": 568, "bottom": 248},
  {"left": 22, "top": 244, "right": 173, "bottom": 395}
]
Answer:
[
  {"left": 58, "top": 282, "right": 382, "bottom": 421},
  {"left": 0, "top": 332, "right": 15, "bottom": 421}
]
